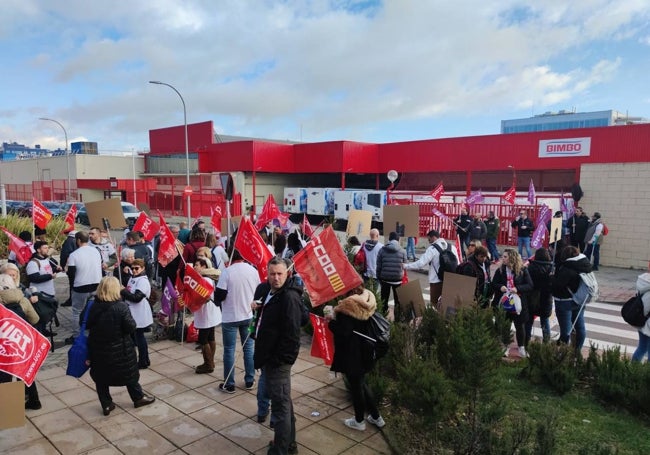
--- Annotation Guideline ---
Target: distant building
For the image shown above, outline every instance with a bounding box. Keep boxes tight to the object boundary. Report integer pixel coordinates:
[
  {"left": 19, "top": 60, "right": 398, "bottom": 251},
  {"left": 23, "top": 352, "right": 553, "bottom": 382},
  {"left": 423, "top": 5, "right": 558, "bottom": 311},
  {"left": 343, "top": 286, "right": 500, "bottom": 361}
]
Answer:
[
  {"left": 501, "top": 109, "right": 650, "bottom": 134},
  {"left": 1, "top": 142, "right": 48, "bottom": 161},
  {"left": 71, "top": 141, "right": 98, "bottom": 155}
]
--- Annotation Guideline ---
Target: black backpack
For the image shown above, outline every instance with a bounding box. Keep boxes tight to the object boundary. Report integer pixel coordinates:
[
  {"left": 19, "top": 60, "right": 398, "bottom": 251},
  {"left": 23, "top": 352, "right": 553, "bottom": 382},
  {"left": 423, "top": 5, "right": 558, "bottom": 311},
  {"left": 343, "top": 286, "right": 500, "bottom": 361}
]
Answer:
[
  {"left": 621, "top": 293, "right": 648, "bottom": 328},
  {"left": 365, "top": 312, "right": 390, "bottom": 360},
  {"left": 433, "top": 243, "right": 459, "bottom": 281}
]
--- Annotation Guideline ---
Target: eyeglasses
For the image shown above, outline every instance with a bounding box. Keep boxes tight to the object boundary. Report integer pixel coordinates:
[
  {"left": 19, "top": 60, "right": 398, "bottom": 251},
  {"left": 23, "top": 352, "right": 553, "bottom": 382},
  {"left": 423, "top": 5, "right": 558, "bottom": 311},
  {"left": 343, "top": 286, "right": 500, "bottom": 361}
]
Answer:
[
  {"left": 469, "top": 243, "right": 476, "bottom": 247},
  {"left": 132, "top": 266, "right": 142, "bottom": 271}
]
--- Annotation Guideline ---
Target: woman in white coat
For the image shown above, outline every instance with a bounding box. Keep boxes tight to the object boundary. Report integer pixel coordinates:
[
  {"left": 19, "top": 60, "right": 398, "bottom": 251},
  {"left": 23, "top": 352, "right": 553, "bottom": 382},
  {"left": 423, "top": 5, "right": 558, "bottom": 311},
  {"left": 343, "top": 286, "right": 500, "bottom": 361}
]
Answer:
[
  {"left": 120, "top": 258, "right": 153, "bottom": 369},
  {"left": 192, "top": 258, "right": 222, "bottom": 373},
  {"left": 632, "top": 271, "right": 650, "bottom": 362}
]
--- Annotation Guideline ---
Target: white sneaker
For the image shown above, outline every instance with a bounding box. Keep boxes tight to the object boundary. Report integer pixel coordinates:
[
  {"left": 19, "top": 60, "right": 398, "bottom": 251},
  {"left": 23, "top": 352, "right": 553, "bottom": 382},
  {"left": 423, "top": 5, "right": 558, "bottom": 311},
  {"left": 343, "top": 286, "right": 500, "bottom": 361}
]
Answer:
[
  {"left": 518, "top": 346, "right": 528, "bottom": 358},
  {"left": 344, "top": 418, "right": 366, "bottom": 431},
  {"left": 503, "top": 347, "right": 510, "bottom": 358},
  {"left": 367, "top": 415, "right": 386, "bottom": 428}
]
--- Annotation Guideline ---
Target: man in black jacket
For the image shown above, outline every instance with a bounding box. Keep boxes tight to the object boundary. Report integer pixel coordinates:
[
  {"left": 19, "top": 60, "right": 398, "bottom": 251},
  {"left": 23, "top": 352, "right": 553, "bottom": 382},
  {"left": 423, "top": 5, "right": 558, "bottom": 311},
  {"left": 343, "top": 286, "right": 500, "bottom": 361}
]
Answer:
[
  {"left": 511, "top": 210, "right": 535, "bottom": 260},
  {"left": 253, "top": 257, "right": 303, "bottom": 455},
  {"left": 567, "top": 207, "right": 590, "bottom": 252}
]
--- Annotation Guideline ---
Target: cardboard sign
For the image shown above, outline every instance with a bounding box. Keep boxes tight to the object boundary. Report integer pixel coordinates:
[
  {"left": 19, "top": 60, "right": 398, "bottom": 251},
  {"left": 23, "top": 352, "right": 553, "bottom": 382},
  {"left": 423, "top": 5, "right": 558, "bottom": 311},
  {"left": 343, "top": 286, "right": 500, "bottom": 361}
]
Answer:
[
  {"left": 396, "top": 279, "right": 426, "bottom": 321},
  {"left": 85, "top": 199, "right": 127, "bottom": 229},
  {"left": 549, "top": 217, "right": 563, "bottom": 244},
  {"left": 439, "top": 272, "right": 477, "bottom": 318},
  {"left": 346, "top": 210, "right": 372, "bottom": 237},
  {"left": 383, "top": 205, "right": 419, "bottom": 238},
  {"left": 0, "top": 381, "right": 25, "bottom": 429}
]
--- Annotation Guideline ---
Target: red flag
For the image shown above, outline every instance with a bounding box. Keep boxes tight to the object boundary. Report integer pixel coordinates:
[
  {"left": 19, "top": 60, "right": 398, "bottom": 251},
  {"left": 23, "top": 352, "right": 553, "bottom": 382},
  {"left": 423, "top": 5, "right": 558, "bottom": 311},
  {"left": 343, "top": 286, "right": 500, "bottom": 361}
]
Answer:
[
  {"left": 63, "top": 204, "right": 77, "bottom": 233},
  {"left": 255, "top": 194, "right": 283, "bottom": 230},
  {"left": 503, "top": 185, "right": 517, "bottom": 205},
  {"left": 0, "top": 304, "right": 51, "bottom": 386},
  {"left": 234, "top": 217, "right": 275, "bottom": 281},
  {"left": 157, "top": 211, "right": 180, "bottom": 267},
  {"left": 211, "top": 205, "right": 223, "bottom": 234},
  {"left": 132, "top": 212, "right": 160, "bottom": 242},
  {"left": 0, "top": 228, "right": 33, "bottom": 265},
  {"left": 301, "top": 213, "right": 315, "bottom": 237},
  {"left": 430, "top": 181, "right": 444, "bottom": 202},
  {"left": 309, "top": 313, "right": 334, "bottom": 365},
  {"left": 32, "top": 198, "right": 53, "bottom": 230},
  {"left": 179, "top": 264, "right": 215, "bottom": 312},
  {"left": 454, "top": 233, "right": 463, "bottom": 262},
  {"left": 293, "top": 226, "right": 363, "bottom": 306}
]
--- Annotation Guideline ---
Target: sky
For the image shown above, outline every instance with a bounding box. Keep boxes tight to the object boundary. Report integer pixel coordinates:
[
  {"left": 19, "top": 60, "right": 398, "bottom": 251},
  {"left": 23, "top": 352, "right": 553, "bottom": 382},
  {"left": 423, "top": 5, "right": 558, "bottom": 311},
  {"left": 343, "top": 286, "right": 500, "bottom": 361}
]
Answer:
[{"left": 1, "top": 0, "right": 650, "bottom": 154}]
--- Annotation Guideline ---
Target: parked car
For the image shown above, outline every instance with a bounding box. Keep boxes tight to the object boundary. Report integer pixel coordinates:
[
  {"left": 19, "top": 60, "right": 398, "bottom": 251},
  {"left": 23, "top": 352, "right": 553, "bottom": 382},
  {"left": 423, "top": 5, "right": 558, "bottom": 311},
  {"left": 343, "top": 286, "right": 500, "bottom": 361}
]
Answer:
[
  {"left": 75, "top": 201, "right": 140, "bottom": 228},
  {"left": 42, "top": 201, "right": 63, "bottom": 217}
]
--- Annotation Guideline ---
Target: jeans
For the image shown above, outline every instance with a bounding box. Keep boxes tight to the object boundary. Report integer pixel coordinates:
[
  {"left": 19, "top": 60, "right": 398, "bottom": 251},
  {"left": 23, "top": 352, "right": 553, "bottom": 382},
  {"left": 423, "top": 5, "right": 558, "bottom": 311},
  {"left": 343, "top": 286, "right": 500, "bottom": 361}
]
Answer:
[
  {"left": 406, "top": 237, "right": 416, "bottom": 260},
  {"left": 132, "top": 328, "right": 150, "bottom": 367},
  {"left": 517, "top": 236, "right": 532, "bottom": 259},
  {"left": 584, "top": 243, "right": 600, "bottom": 269},
  {"left": 71, "top": 291, "right": 94, "bottom": 337},
  {"left": 347, "top": 373, "right": 380, "bottom": 423},
  {"left": 632, "top": 331, "right": 650, "bottom": 362},
  {"left": 555, "top": 298, "right": 586, "bottom": 351},
  {"left": 222, "top": 319, "right": 255, "bottom": 387},
  {"left": 265, "top": 364, "right": 296, "bottom": 455},
  {"left": 486, "top": 237, "right": 500, "bottom": 261},
  {"left": 525, "top": 316, "right": 551, "bottom": 344},
  {"left": 95, "top": 380, "right": 144, "bottom": 409}
]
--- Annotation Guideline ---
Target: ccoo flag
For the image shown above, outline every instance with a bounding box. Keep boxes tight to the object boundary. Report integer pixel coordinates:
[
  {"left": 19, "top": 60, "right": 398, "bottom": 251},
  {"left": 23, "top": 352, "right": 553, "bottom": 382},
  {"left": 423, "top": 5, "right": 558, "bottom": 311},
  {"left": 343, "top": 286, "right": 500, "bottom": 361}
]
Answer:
[
  {"left": 292, "top": 226, "right": 362, "bottom": 306},
  {"left": 528, "top": 179, "right": 536, "bottom": 205}
]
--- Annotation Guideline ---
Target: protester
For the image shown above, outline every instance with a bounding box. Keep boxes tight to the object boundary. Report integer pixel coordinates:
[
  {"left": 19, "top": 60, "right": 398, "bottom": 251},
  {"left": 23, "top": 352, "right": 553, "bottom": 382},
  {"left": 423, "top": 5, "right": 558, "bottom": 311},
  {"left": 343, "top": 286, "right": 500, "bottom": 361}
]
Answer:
[
  {"left": 405, "top": 236, "right": 416, "bottom": 262},
  {"left": 59, "top": 230, "right": 78, "bottom": 306},
  {"left": 283, "top": 232, "right": 303, "bottom": 260},
  {"left": 120, "top": 259, "right": 153, "bottom": 369},
  {"left": 85, "top": 276, "right": 155, "bottom": 416},
  {"left": 182, "top": 228, "right": 206, "bottom": 265},
  {"left": 485, "top": 211, "right": 501, "bottom": 263},
  {"left": 89, "top": 227, "right": 117, "bottom": 276},
  {"left": 206, "top": 232, "right": 228, "bottom": 271},
  {"left": 525, "top": 248, "right": 554, "bottom": 344},
  {"left": 215, "top": 250, "right": 260, "bottom": 391},
  {"left": 468, "top": 213, "right": 487, "bottom": 244},
  {"left": 253, "top": 257, "right": 302, "bottom": 455},
  {"left": 511, "top": 210, "right": 535, "bottom": 260},
  {"left": 632, "top": 271, "right": 650, "bottom": 362},
  {"left": 457, "top": 245, "right": 492, "bottom": 304},
  {"left": 567, "top": 207, "right": 590, "bottom": 252},
  {"left": 492, "top": 248, "right": 534, "bottom": 358},
  {"left": 361, "top": 229, "right": 383, "bottom": 291},
  {"left": 551, "top": 246, "right": 592, "bottom": 354},
  {"left": 326, "top": 284, "right": 385, "bottom": 432},
  {"left": 7, "top": 231, "right": 34, "bottom": 265},
  {"left": 66, "top": 231, "right": 103, "bottom": 345},
  {"left": 192, "top": 258, "right": 222, "bottom": 374},
  {"left": 583, "top": 212, "right": 604, "bottom": 271},
  {"left": 454, "top": 207, "right": 472, "bottom": 258},
  {"left": 177, "top": 221, "right": 191, "bottom": 244},
  {"left": 0, "top": 273, "right": 42, "bottom": 410},
  {"left": 376, "top": 232, "right": 407, "bottom": 315},
  {"left": 196, "top": 246, "right": 214, "bottom": 268},
  {"left": 113, "top": 248, "right": 136, "bottom": 287}
]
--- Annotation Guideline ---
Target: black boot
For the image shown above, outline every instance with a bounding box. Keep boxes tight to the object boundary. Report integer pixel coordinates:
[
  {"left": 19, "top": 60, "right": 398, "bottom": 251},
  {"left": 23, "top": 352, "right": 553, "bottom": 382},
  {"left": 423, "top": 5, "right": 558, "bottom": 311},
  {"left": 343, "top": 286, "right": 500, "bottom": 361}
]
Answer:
[{"left": 25, "top": 383, "right": 42, "bottom": 410}]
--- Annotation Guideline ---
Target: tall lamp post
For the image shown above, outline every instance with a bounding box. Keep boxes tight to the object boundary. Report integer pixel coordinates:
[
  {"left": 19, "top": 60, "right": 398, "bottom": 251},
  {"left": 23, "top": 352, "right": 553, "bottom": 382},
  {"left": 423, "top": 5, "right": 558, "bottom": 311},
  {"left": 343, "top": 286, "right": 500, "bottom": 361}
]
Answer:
[
  {"left": 39, "top": 117, "right": 71, "bottom": 200},
  {"left": 149, "top": 80, "right": 191, "bottom": 226}
]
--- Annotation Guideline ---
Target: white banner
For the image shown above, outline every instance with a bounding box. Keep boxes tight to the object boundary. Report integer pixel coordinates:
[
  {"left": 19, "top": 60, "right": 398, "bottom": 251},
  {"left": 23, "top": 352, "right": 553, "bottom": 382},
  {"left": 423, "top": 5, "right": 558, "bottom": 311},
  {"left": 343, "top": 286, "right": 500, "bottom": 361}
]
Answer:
[{"left": 539, "top": 137, "right": 591, "bottom": 158}]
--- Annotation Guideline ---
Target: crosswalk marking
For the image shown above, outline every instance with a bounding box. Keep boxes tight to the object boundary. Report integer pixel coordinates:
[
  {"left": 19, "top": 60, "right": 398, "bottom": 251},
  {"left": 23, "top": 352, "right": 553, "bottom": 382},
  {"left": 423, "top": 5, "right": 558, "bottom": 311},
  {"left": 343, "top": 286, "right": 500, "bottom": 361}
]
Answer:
[{"left": 387, "top": 286, "right": 640, "bottom": 356}]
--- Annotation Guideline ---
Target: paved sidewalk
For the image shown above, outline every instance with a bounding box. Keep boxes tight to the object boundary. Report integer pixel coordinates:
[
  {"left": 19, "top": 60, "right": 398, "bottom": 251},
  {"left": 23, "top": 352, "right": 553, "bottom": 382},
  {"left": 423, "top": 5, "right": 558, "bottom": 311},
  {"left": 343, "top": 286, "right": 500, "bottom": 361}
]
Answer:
[{"left": 0, "top": 274, "right": 391, "bottom": 454}]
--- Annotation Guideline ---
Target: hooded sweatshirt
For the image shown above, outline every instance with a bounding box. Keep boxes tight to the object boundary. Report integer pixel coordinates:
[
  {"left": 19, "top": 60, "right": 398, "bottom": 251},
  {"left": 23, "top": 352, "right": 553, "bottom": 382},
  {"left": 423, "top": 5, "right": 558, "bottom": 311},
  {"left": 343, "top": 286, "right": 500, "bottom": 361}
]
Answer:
[
  {"left": 363, "top": 239, "right": 383, "bottom": 279},
  {"left": 551, "top": 253, "right": 592, "bottom": 299}
]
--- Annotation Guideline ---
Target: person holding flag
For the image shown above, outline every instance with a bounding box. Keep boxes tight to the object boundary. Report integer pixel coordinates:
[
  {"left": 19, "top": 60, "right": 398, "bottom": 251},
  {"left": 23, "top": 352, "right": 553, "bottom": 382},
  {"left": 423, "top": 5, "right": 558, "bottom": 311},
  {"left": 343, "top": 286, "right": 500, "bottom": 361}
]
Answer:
[
  {"left": 120, "top": 259, "right": 153, "bottom": 369},
  {"left": 191, "top": 258, "right": 223, "bottom": 374}
]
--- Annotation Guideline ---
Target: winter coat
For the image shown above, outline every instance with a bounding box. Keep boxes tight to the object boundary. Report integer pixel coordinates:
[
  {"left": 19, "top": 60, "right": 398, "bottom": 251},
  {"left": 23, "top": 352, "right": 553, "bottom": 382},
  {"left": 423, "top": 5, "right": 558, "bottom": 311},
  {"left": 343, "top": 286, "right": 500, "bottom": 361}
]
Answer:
[
  {"left": 636, "top": 273, "right": 650, "bottom": 337},
  {"left": 457, "top": 255, "right": 492, "bottom": 302},
  {"left": 551, "top": 254, "right": 593, "bottom": 300},
  {"left": 253, "top": 278, "right": 304, "bottom": 370},
  {"left": 511, "top": 217, "right": 535, "bottom": 238},
  {"left": 60, "top": 233, "right": 77, "bottom": 268},
  {"left": 85, "top": 299, "right": 139, "bottom": 386},
  {"left": 193, "top": 267, "right": 222, "bottom": 329},
  {"left": 492, "top": 265, "right": 534, "bottom": 322},
  {"left": 526, "top": 259, "right": 554, "bottom": 318},
  {"left": 485, "top": 217, "right": 500, "bottom": 239},
  {"left": 376, "top": 240, "right": 407, "bottom": 283},
  {"left": 404, "top": 238, "right": 458, "bottom": 284},
  {"left": 329, "top": 289, "right": 377, "bottom": 377},
  {"left": 469, "top": 220, "right": 487, "bottom": 241},
  {"left": 0, "top": 288, "right": 39, "bottom": 325},
  {"left": 584, "top": 219, "right": 604, "bottom": 245},
  {"left": 454, "top": 214, "right": 472, "bottom": 238},
  {"left": 568, "top": 214, "right": 590, "bottom": 244}
]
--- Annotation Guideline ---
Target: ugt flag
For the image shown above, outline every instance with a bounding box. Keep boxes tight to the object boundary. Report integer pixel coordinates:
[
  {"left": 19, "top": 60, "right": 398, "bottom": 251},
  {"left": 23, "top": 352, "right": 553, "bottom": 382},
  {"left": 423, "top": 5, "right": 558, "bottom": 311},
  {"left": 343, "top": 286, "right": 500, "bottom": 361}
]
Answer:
[
  {"left": 234, "top": 217, "right": 275, "bottom": 281},
  {"left": 293, "top": 226, "right": 363, "bottom": 307},
  {"left": 430, "top": 182, "right": 444, "bottom": 202},
  {"left": 309, "top": 314, "right": 334, "bottom": 365},
  {"left": 301, "top": 213, "right": 315, "bottom": 237},
  {"left": 32, "top": 198, "right": 53, "bottom": 230},
  {"left": 211, "top": 205, "right": 223, "bottom": 234},
  {"left": 0, "top": 304, "right": 51, "bottom": 386},
  {"left": 0, "top": 227, "right": 33, "bottom": 265},
  {"left": 255, "top": 194, "right": 283, "bottom": 230},
  {"left": 503, "top": 185, "right": 516, "bottom": 205},
  {"left": 157, "top": 211, "right": 180, "bottom": 267},
  {"left": 179, "top": 264, "right": 215, "bottom": 313},
  {"left": 132, "top": 212, "right": 160, "bottom": 242},
  {"left": 63, "top": 204, "right": 77, "bottom": 233}
]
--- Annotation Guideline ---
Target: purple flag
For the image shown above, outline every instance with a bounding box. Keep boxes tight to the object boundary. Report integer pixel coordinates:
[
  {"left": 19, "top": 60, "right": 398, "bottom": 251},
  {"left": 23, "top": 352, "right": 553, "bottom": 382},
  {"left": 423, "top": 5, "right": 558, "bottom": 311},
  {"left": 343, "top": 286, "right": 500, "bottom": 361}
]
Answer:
[
  {"left": 161, "top": 277, "right": 179, "bottom": 315},
  {"left": 530, "top": 223, "right": 548, "bottom": 249},
  {"left": 465, "top": 190, "right": 484, "bottom": 208},
  {"left": 528, "top": 179, "right": 536, "bottom": 205},
  {"left": 432, "top": 208, "right": 452, "bottom": 222},
  {"left": 536, "top": 204, "right": 552, "bottom": 227}
]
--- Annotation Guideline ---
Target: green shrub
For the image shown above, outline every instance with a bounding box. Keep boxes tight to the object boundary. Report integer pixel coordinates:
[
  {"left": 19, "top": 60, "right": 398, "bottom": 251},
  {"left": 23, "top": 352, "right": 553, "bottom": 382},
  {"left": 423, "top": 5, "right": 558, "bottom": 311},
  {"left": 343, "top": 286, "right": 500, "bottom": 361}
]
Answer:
[
  {"left": 522, "top": 341, "right": 578, "bottom": 394},
  {"left": 0, "top": 215, "right": 73, "bottom": 259}
]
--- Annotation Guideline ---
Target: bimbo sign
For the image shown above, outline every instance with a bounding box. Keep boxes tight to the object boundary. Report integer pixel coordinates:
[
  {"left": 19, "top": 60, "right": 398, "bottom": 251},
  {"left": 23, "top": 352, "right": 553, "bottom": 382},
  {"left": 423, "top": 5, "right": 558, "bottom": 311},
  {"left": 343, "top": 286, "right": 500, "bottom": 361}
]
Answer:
[{"left": 539, "top": 137, "right": 591, "bottom": 158}]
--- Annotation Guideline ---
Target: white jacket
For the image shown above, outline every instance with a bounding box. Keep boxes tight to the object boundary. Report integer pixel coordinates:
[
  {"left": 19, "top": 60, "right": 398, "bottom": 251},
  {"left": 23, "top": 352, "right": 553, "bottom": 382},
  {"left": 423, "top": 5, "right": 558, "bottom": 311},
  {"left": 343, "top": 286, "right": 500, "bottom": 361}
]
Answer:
[
  {"left": 404, "top": 238, "right": 458, "bottom": 284},
  {"left": 637, "top": 273, "right": 650, "bottom": 336}
]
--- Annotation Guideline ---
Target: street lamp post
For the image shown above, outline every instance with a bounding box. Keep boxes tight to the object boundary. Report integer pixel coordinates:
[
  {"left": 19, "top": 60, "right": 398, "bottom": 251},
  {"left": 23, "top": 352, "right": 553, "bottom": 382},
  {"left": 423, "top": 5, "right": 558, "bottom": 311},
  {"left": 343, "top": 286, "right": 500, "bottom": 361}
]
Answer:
[
  {"left": 149, "top": 80, "right": 191, "bottom": 226},
  {"left": 39, "top": 117, "right": 71, "bottom": 200}
]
